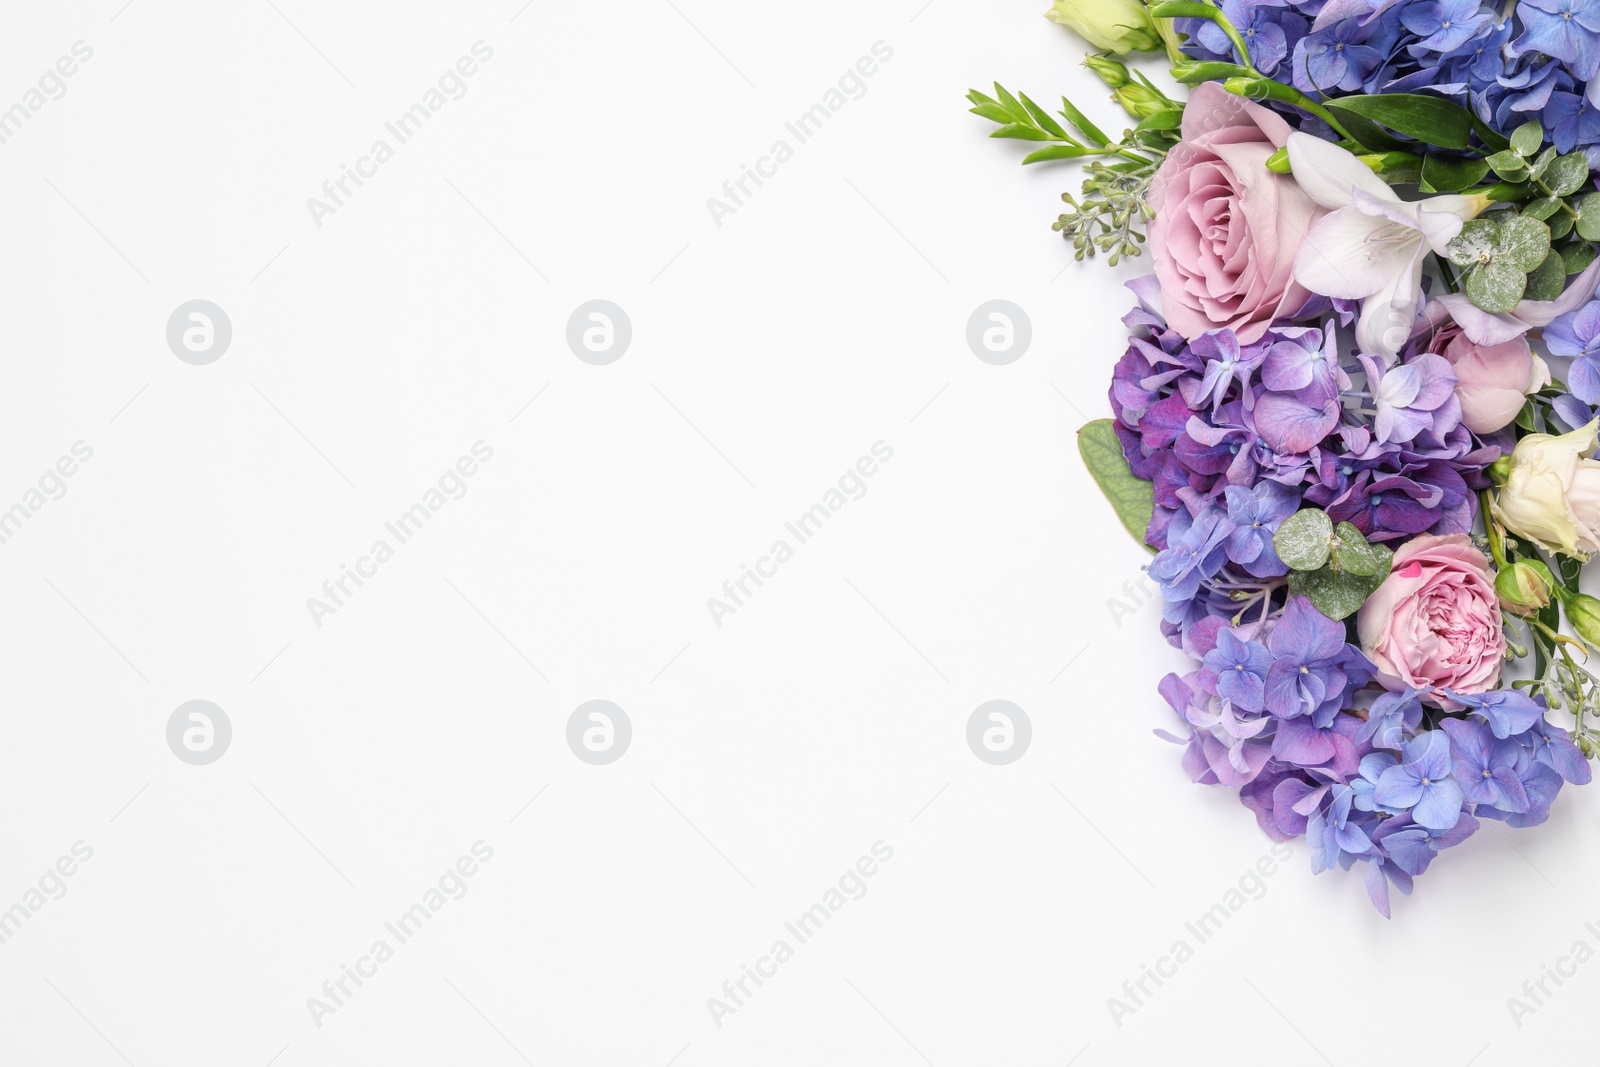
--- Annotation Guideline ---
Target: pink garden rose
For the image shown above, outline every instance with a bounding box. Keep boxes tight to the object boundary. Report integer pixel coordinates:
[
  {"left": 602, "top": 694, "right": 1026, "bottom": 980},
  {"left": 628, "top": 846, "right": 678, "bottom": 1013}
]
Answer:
[
  {"left": 1356, "top": 534, "right": 1505, "bottom": 704},
  {"left": 1427, "top": 318, "right": 1549, "bottom": 434},
  {"left": 1146, "top": 81, "right": 1323, "bottom": 344}
]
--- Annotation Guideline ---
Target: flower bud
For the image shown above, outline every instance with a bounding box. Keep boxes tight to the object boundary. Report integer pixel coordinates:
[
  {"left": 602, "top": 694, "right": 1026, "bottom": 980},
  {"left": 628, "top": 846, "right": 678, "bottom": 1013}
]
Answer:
[
  {"left": 1046, "top": 0, "right": 1162, "bottom": 53},
  {"left": 1083, "top": 54, "right": 1131, "bottom": 88},
  {"left": 1113, "top": 83, "right": 1171, "bottom": 118},
  {"left": 1495, "top": 559, "right": 1554, "bottom": 616},
  {"left": 1565, "top": 592, "right": 1600, "bottom": 648}
]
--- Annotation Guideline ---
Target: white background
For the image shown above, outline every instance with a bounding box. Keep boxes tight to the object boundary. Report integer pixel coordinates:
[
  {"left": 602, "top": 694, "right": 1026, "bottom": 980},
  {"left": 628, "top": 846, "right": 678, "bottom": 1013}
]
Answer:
[{"left": 0, "top": 1, "right": 1594, "bottom": 1065}]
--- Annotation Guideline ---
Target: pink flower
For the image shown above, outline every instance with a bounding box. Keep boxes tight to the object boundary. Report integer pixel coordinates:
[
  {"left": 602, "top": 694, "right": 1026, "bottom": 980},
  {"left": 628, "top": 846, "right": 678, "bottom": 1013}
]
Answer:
[
  {"left": 1426, "top": 316, "right": 1549, "bottom": 434},
  {"left": 1145, "top": 82, "right": 1323, "bottom": 344},
  {"left": 1356, "top": 534, "right": 1505, "bottom": 705}
]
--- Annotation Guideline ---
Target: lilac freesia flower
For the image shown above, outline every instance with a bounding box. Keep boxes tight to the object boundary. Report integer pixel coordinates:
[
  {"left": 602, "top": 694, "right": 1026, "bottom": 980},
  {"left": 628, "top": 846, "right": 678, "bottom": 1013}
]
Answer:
[
  {"left": 1446, "top": 688, "right": 1545, "bottom": 739},
  {"left": 1221, "top": 482, "right": 1298, "bottom": 577},
  {"left": 1358, "top": 352, "right": 1462, "bottom": 443},
  {"left": 1440, "top": 717, "right": 1531, "bottom": 812},
  {"left": 1374, "top": 730, "right": 1465, "bottom": 830},
  {"left": 1511, "top": 0, "right": 1600, "bottom": 81},
  {"left": 1287, "top": 133, "right": 1490, "bottom": 363},
  {"left": 1203, "top": 626, "right": 1274, "bottom": 711},
  {"left": 1263, "top": 597, "right": 1373, "bottom": 723}
]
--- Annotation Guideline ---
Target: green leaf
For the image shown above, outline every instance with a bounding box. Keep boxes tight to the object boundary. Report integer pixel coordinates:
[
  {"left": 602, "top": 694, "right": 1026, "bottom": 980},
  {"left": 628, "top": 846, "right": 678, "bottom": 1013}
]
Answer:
[
  {"left": 1471, "top": 113, "right": 1512, "bottom": 154},
  {"left": 1564, "top": 241, "right": 1598, "bottom": 274},
  {"left": 1304, "top": 566, "right": 1379, "bottom": 621},
  {"left": 1019, "top": 92, "right": 1071, "bottom": 142},
  {"left": 1077, "top": 420, "right": 1154, "bottom": 550},
  {"left": 992, "top": 83, "right": 1030, "bottom": 123},
  {"left": 1420, "top": 153, "right": 1490, "bottom": 194},
  {"left": 1576, "top": 192, "right": 1600, "bottom": 241},
  {"left": 1515, "top": 399, "right": 1538, "bottom": 433},
  {"left": 1150, "top": 1, "right": 1227, "bottom": 17},
  {"left": 969, "top": 102, "right": 1014, "bottom": 124},
  {"left": 1526, "top": 146, "right": 1558, "bottom": 182},
  {"left": 1135, "top": 109, "right": 1184, "bottom": 132},
  {"left": 988, "top": 123, "right": 1053, "bottom": 142},
  {"left": 1485, "top": 149, "right": 1530, "bottom": 182},
  {"left": 1525, "top": 251, "right": 1567, "bottom": 301},
  {"left": 1497, "top": 214, "right": 1552, "bottom": 272},
  {"left": 1331, "top": 522, "right": 1383, "bottom": 576},
  {"left": 1445, "top": 219, "right": 1499, "bottom": 267},
  {"left": 1057, "top": 95, "right": 1109, "bottom": 147},
  {"left": 1545, "top": 153, "right": 1590, "bottom": 196},
  {"left": 1170, "top": 60, "right": 1254, "bottom": 86},
  {"left": 1021, "top": 144, "right": 1094, "bottom": 164},
  {"left": 1466, "top": 258, "right": 1528, "bottom": 313},
  {"left": 1324, "top": 109, "right": 1410, "bottom": 153},
  {"left": 1274, "top": 508, "right": 1334, "bottom": 571},
  {"left": 1511, "top": 120, "right": 1544, "bottom": 157},
  {"left": 1552, "top": 211, "right": 1576, "bottom": 240},
  {"left": 1326, "top": 93, "right": 1474, "bottom": 150},
  {"left": 1524, "top": 196, "right": 1562, "bottom": 221}
]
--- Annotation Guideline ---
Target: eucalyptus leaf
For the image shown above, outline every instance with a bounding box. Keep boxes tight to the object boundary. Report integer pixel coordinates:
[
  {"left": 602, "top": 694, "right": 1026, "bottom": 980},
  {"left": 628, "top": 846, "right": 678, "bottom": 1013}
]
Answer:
[
  {"left": 1077, "top": 420, "right": 1154, "bottom": 550},
  {"left": 1497, "top": 214, "right": 1552, "bottom": 272},
  {"left": 1525, "top": 251, "right": 1568, "bottom": 301},
  {"left": 1564, "top": 241, "right": 1598, "bottom": 274},
  {"left": 1524, "top": 196, "right": 1562, "bottom": 221},
  {"left": 1552, "top": 211, "right": 1577, "bottom": 240},
  {"left": 1511, "top": 120, "right": 1544, "bottom": 157},
  {"left": 1465, "top": 258, "right": 1528, "bottom": 313},
  {"left": 1526, "top": 146, "right": 1558, "bottom": 182},
  {"left": 1486, "top": 149, "right": 1530, "bottom": 182},
  {"left": 1331, "top": 522, "right": 1382, "bottom": 576},
  {"left": 1576, "top": 192, "right": 1600, "bottom": 240},
  {"left": 1544, "top": 153, "right": 1590, "bottom": 196},
  {"left": 1445, "top": 219, "right": 1498, "bottom": 267},
  {"left": 1274, "top": 508, "right": 1334, "bottom": 571},
  {"left": 1304, "top": 566, "right": 1381, "bottom": 621}
]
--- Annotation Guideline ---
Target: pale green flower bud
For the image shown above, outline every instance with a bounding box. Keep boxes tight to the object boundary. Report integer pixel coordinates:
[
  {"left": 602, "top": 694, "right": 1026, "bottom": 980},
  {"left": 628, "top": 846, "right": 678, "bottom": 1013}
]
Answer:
[
  {"left": 1494, "top": 559, "right": 1554, "bottom": 616},
  {"left": 1046, "top": 0, "right": 1162, "bottom": 54}
]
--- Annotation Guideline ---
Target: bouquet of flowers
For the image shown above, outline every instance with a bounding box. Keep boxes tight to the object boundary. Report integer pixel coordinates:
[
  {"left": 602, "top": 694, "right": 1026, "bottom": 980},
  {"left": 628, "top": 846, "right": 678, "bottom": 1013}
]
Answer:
[{"left": 974, "top": 0, "right": 1600, "bottom": 914}]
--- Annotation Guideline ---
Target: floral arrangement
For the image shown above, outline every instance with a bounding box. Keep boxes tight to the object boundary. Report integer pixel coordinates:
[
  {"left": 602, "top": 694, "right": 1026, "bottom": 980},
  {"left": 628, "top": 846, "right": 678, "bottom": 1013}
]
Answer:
[{"left": 973, "top": 0, "right": 1600, "bottom": 913}]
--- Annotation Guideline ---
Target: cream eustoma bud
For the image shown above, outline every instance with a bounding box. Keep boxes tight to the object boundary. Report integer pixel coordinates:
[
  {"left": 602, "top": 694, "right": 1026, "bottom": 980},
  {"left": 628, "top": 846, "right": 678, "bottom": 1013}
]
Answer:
[
  {"left": 1046, "top": 0, "right": 1162, "bottom": 53},
  {"left": 1491, "top": 419, "right": 1600, "bottom": 559}
]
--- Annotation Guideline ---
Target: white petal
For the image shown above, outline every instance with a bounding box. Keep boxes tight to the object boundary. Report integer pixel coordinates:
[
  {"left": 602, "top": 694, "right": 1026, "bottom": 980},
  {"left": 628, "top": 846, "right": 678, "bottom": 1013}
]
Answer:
[
  {"left": 1286, "top": 132, "right": 1395, "bottom": 210},
  {"left": 1355, "top": 254, "right": 1425, "bottom": 362},
  {"left": 1294, "top": 207, "right": 1405, "bottom": 300}
]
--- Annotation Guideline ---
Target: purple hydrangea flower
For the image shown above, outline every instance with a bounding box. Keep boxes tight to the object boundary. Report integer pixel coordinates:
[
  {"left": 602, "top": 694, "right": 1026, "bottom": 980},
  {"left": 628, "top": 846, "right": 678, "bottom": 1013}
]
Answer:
[
  {"left": 1358, "top": 352, "right": 1462, "bottom": 444},
  {"left": 1203, "top": 626, "right": 1274, "bottom": 711},
  {"left": 1545, "top": 300, "right": 1600, "bottom": 404},
  {"left": 1440, "top": 717, "right": 1531, "bottom": 812},
  {"left": 1446, "top": 688, "right": 1545, "bottom": 739},
  {"left": 1263, "top": 596, "right": 1374, "bottom": 723},
  {"left": 1221, "top": 482, "right": 1299, "bottom": 577}
]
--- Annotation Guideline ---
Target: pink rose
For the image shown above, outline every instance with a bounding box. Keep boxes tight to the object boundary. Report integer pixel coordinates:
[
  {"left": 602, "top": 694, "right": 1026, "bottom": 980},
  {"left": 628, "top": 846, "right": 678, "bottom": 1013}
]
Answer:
[
  {"left": 1426, "top": 318, "right": 1548, "bottom": 434},
  {"left": 1356, "top": 534, "right": 1505, "bottom": 704},
  {"left": 1146, "top": 82, "right": 1324, "bottom": 344}
]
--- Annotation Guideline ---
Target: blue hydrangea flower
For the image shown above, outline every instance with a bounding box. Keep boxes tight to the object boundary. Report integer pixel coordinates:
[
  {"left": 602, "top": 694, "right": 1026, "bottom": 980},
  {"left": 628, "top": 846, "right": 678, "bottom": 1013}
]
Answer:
[
  {"left": 1542, "top": 89, "right": 1600, "bottom": 154},
  {"left": 1545, "top": 300, "right": 1600, "bottom": 404},
  {"left": 1402, "top": 0, "right": 1491, "bottom": 53},
  {"left": 1221, "top": 482, "right": 1298, "bottom": 577},
  {"left": 1446, "top": 688, "right": 1545, "bottom": 738},
  {"left": 1374, "top": 730, "right": 1465, "bottom": 830},
  {"left": 1440, "top": 716, "right": 1531, "bottom": 812},
  {"left": 1356, "top": 687, "right": 1426, "bottom": 751},
  {"left": 1294, "top": 17, "right": 1386, "bottom": 93},
  {"left": 1511, "top": 0, "right": 1600, "bottom": 81},
  {"left": 1263, "top": 597, "right": 1373, "bottom": 723},
  {"left": 1203, "top": 626, "right": 1274, "bottom": 711},
  {"left": 1371, "top": 811, "right": 1480, "bottom": 876}
]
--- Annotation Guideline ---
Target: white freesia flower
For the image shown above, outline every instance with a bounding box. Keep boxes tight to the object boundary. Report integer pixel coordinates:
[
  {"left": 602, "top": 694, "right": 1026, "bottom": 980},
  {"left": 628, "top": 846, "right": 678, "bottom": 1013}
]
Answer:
[{"left": 1287, "top": 132, "right": 1490, "bottom": 363}]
